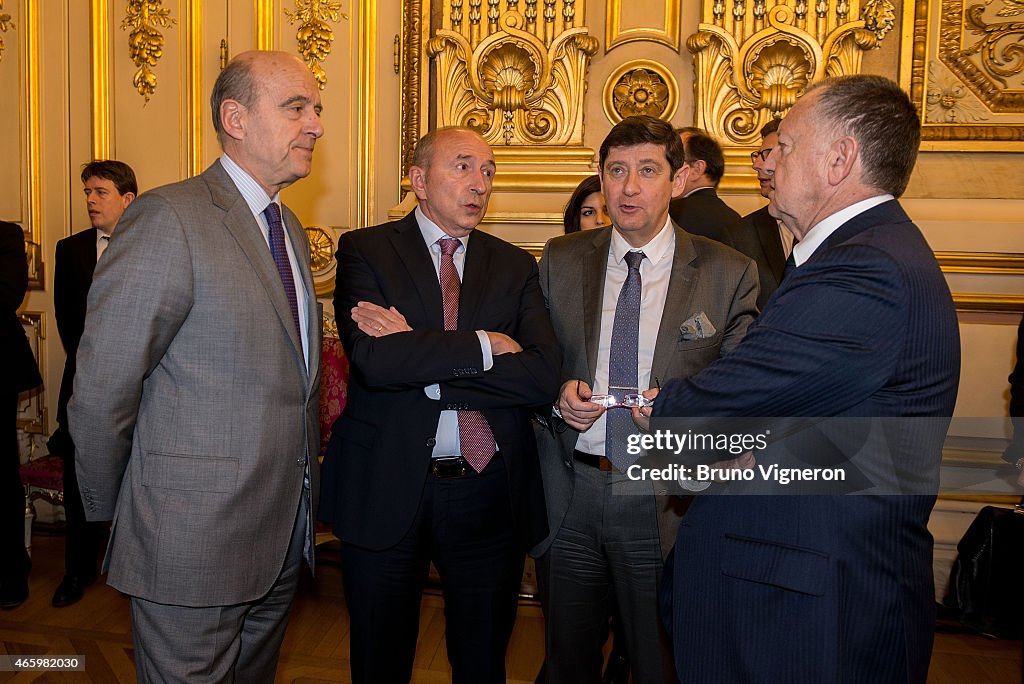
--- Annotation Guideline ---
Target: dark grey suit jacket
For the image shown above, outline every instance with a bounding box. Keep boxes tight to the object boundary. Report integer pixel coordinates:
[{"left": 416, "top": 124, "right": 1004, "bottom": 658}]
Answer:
[
  {"left": 727, "top": 205, "right": 787, "bottom": 310},
  {"left": 533, "top": 224, "right": 758, "bottom": 559},
  {"left": 70, "top": 161, "right": 321, "bottom": 607}
]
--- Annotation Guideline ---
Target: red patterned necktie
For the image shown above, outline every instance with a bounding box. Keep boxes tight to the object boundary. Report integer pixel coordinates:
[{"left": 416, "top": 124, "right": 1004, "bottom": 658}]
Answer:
[
  {"left": 438, "top": 237, "right": 495, "bottom": 473},
  {"left": 264, "top": 202, "right": 302, "bottom": 339}
]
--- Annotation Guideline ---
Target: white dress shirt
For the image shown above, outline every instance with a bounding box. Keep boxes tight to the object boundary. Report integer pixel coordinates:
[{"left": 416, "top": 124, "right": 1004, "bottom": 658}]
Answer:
[
  {"left": 96, "top": 231, "right": 111, "bottom": 260},
  {"left": 414, "top": 206, "right": 496, "bottom": 458},
  {"left": 577, "top": 219, "right": 675, "bottom": 457},
  {"left": 791, "top": 195, "right": 894, "bottom": 267}
]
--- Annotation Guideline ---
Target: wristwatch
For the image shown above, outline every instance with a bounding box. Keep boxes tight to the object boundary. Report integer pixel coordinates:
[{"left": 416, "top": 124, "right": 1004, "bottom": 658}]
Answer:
[{"left": 1015, "top": 457, "right": 1024, "bottom": 472}]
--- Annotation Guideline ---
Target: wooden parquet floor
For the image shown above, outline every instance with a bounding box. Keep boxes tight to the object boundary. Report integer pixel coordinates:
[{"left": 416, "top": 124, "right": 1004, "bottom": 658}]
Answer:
[{"left": 0, "top": 534, "right": 1019, "bottom": 683}]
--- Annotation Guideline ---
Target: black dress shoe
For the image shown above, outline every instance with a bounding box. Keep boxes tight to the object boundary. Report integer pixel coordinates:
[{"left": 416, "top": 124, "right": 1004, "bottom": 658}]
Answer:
[
  {"left": 0, "top": 580, "right": 28, "bottom": 610},
  {"left": 52, "top": 575, "right": 94, "bottom": 608}
]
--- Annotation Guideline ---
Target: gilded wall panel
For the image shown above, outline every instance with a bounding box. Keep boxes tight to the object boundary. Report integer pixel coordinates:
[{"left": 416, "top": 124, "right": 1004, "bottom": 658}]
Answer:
[
  {"left": 605, "top": 0, "right": 680, "bottom": 51},
  {"left": 901, "top": 0, "right": 1024, "bottom": 149},
  {"left": 0, "top": 0, "right": 43, "bottom": 288}
]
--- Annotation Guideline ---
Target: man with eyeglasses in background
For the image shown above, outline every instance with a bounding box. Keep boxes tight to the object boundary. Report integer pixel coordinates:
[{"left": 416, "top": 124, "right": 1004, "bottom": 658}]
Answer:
[{"left": 725, "top": 118, "right": 796, "bottom": 309}]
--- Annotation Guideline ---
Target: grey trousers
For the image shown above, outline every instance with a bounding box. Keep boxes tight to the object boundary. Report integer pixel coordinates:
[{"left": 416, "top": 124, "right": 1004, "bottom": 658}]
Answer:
[
  {"left": 129, "top": 495, "right": 307, "bottom": 684},
  {"left": 537, "top": 463, "right": 675, "bottom": 684}
]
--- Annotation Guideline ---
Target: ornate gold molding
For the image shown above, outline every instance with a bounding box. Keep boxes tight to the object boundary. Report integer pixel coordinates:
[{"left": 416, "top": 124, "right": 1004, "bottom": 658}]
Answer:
[
  {"left": 185, "top": 0, "right": 203, "bottom": 177},
  {"left": 400, "top": 0, "right": 425, "bottom": 180},
  {"left": 904, "top": 0, "right": 1024, "bottom": 147},
  {"left": 427, "top": 1, "right": 598, "bottom": 146},
  {"left": 605, "top": 0, "right": 681, "bottom": 52},
  {"left": 357, "top": 0, "right": 375, "bottom": 226},
  {"left": 255, "top": 0, "right": 274, "bottom": 49},
  {"left": 602, "top": 60, "right": 678, "bottom": 124},
  {"left": 687, "top": 0, "right": 893, "bottom": 146},
  {"left": 25, "top": 0, "right": 41, "bottom": 274},
  {"left": 285, "top": 0, "right": 348, "bottom": 90},
  {"left": 16, "top": 312, "right": 45, "bottom": 434},
  {"left": 0, "top": 0, "right": 13, "bottom": 63},
  {"left": 936, "top": 251, "right": 1024, "bottom": 275},
  {"left": 90, "top": 0, "right": 111, "bottom": 159},
  {"left": 305, "top": 225, "right": 337, "bottom": 296},
  {"left": 952, "top": 292, "right": 1024, "bottom": 313},
  {"left": 121, "top": 0, "right": 176, "bottom": 103}
]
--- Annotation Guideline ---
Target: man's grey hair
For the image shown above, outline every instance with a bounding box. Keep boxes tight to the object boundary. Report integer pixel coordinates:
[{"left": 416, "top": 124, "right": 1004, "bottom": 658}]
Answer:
[
  {"left": 210, "top": 57, "right": 260, "bottom": 143},
  {"left": 805, "top": 75, "right": 920, "bottom": 198}
]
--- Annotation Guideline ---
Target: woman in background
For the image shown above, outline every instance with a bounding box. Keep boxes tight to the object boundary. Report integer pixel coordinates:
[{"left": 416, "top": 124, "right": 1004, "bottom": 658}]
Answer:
[{"left": 563, "top": 174, "right": 610, "bottom": 234}]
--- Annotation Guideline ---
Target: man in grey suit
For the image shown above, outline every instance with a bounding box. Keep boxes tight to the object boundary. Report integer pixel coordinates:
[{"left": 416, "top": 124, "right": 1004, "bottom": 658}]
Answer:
[
  {"left": 69, "top": 50, "right": 323, "bottom": 683},
  {"left": 534, "top": 115, "right": 758, "bottom": 683}
]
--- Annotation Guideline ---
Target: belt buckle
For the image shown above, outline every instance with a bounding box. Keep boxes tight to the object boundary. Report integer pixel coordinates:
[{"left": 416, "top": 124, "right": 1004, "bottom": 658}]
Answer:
[{"left": 431, "top": 456, "right": 469, "bottom": 478}]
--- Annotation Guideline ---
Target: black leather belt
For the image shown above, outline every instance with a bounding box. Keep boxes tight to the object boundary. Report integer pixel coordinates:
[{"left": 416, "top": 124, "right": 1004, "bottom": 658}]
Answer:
[
  {"left": 430, "top": 453, "right": 500, "bottom": 478},
  {"left": 573, "top": 449, "right": 615, "bottom": 472}
]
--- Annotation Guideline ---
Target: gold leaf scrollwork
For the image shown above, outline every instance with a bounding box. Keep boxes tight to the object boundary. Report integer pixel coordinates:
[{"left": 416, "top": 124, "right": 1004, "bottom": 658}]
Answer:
[
  {"left": 428, "top": 3, "right": 598, "bottom": 146},
  {"left": 688, "top": 0, "right": 895, "bottom": 146},
  {"left": 285, "top": 0, "right": 349, "bottom": 90},
  {"left": 0, "top": 1, "right": 13, "bottom": 63},
  {"left": 963, "top": 0, "right": 1024, "bottom": 85},
  {"left": 121, "top": 0, "right": 176, "bottom": 103}
]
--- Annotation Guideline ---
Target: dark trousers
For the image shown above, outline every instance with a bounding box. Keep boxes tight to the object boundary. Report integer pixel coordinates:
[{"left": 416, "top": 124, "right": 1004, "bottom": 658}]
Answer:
[
  {"left": 342, "top": 456, "right": 523, "bottom": 684},
  {"left": 1, "top": 392, "right": 30, "bottom": 588}
]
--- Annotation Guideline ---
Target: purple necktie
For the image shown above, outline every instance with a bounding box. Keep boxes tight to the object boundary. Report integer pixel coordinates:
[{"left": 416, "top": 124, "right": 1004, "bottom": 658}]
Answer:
[
  {"left": 606, "top": 250, "right": 646, "bottom": 472},
  {"left": 439, "top": 237, "right": 496, "bottom": 473},
  {"left": 263, "top": 202, "right": 301, "bottom": 339}
]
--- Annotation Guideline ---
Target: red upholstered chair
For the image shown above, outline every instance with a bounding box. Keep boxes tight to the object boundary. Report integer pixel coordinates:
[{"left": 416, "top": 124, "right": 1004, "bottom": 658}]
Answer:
[
  {"left": 20, "top": 454, "right": 66, "bottom": 551},
  {"left": 316, "top": 313, "right": 349, "bottom": 553},
  {"left": 319, "top": 315, "right": 349, "bottom": 457}
]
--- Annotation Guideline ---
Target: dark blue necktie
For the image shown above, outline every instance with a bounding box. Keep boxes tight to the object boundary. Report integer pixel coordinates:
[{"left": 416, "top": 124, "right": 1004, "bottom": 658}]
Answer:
[
  {"left": 606, "top": 250, "right": 646, "bottom": 471},
  {"left": 263, "top": 202, "right": 302, "bottom": 339}
]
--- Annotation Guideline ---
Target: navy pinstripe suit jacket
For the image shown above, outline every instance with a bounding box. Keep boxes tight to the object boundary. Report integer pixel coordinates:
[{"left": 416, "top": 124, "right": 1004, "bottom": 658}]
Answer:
[{"left": 654, "top": 200, "right": 960, "bottom": 683}]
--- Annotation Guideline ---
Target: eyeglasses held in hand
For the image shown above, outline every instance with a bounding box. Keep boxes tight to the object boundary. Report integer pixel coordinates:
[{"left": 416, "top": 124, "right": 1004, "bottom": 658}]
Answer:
[{"left": 589, "top": 394, "right": 654, "bottom": 409}]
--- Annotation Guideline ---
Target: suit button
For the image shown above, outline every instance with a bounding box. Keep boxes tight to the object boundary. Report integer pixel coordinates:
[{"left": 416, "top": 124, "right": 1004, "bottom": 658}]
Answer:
[{"left": 426, "top": 437, "right": 436, "bottom": 447}]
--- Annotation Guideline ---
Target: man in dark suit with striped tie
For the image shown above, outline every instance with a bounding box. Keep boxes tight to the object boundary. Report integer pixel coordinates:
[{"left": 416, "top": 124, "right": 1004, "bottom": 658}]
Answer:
[
  {"left": 320, "top": 126, "right": 560, "bottom": 684},
  {"left": 638, "top": 75, "right": 960, "bottom": 683}
]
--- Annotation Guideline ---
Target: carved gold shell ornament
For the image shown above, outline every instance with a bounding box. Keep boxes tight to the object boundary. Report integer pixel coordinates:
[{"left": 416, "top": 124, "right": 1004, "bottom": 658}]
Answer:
[
  {"left": 603, "top": 61, "right": 678, "bottom": 124},
  {"left": 428, "top": 6, "right": 599, "bottom": 146},
  {"left": 121, "top": 0, "right": 176, "bottom": 103},
  {"left": 688, "top": 0, "right": 895, "bottom": 146}
]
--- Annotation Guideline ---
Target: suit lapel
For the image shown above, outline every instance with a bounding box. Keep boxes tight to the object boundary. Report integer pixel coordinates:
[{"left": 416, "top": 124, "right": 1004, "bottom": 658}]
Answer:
[
  {"left": 650, "top": 226, "right": 698, "bottom": 386},
  {"left": 815, "top": 199, "right": 908, "bottom": 258},
  {"left": 389, "top": 213, "right": 445, "bottom": 328},
  {"left": 203, "top": 163, "right": 306, "bottom": 368},
  {"left": 755, "top": 207, "right": 786, "bottom": 282},
  {"left": 461, "top": 231, "right": 491, "bottom": 329},
  {"left": 583, "top": 228, "right": 612, "bottom": 383}
]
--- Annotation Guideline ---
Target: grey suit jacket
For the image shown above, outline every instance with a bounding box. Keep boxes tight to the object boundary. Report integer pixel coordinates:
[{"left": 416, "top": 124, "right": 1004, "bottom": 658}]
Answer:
[
  {"left": 69, "top": 161, "right": 320, "bottom": 607},
  {"left": 533, "top": 224, "right": 758, "bottom": 558}
]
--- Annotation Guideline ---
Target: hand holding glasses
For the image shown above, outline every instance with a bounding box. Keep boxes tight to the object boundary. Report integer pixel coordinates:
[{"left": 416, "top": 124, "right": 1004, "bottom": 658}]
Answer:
[{"left": 579, "top": 377, "right": 661, "bottom": 410}]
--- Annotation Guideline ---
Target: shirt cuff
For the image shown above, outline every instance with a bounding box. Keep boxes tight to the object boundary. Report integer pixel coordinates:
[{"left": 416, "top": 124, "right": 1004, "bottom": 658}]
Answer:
[
  {"left": 424, "top": 383, "right": 441, "bottom": 400},
  {"left": 476, "top": 330, "right": 493, "bottom": 371}
]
